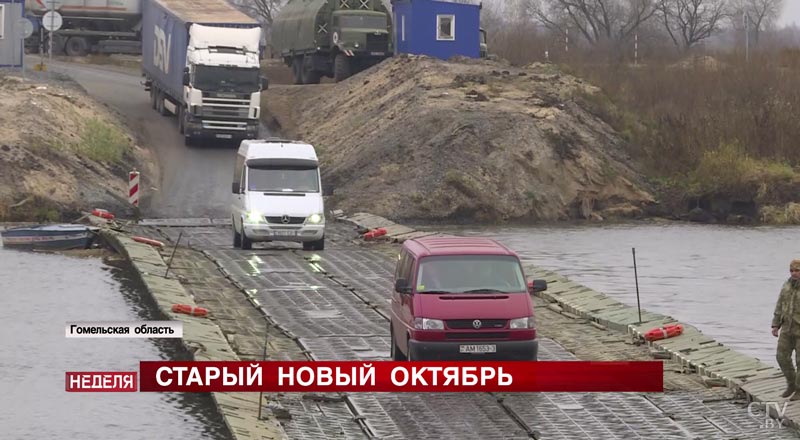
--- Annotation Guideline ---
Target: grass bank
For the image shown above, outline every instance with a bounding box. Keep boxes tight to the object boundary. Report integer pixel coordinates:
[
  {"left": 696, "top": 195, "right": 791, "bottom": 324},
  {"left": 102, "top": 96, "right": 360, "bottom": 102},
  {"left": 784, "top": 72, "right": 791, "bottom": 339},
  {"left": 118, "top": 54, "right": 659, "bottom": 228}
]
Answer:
[{"left": 564, "top": 50, "right": 800, "bottom": 223}]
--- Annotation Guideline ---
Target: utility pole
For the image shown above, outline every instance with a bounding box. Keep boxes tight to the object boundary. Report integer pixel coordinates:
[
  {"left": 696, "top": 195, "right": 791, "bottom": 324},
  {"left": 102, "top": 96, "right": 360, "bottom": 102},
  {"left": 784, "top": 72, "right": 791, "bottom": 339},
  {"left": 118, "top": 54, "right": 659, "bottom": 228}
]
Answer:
[
  {"left": 634, "top": 33, "right": 639, "bottom": 66},
  {"left": 744, "top": 11, "right": 750, "bottom": 63},
  {"left": 564, "top": 8, "right": 570, "bottom": 54}
]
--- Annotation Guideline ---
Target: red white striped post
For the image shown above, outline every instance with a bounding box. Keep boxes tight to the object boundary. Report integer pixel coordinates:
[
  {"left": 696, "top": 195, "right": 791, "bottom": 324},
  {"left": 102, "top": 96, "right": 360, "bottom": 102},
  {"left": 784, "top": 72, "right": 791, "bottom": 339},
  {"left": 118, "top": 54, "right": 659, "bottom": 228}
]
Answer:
[{"left": 128, "top": 170, "right": 140, "bottom": 207}]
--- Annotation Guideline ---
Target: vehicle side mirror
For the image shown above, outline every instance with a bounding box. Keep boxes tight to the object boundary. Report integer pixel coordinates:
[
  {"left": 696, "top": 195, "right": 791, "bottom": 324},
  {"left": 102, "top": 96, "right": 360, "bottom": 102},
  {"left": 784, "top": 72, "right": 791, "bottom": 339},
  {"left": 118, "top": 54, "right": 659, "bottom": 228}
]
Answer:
[
  {"left": 182, "top": 72, "right": 190, "bottom": 86},
  {"left": 395, "top": 278, "right": 410, "bottom": 293},
  {"left": 261, "top": 75, "right": 269, "bottom": 90},
  {"left": 232, "top": 182, "right": 240, "bottom": 194},
  {"left": 322, "top": 184, "right": 334, "bottom": 196},
  {"left": 528, "top": 279, "right": 547, "bottom": 293}
]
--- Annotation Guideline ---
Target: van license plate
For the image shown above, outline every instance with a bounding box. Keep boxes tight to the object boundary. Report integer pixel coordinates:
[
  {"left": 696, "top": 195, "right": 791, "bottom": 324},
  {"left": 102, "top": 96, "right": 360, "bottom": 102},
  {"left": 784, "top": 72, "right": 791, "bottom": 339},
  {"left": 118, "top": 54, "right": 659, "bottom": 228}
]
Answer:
[
  {"left": 215, "top": 134, "right": 233, "bottom": 139},
  {"left": 459, "top": 344, "right": 496, "bottom": 354}
]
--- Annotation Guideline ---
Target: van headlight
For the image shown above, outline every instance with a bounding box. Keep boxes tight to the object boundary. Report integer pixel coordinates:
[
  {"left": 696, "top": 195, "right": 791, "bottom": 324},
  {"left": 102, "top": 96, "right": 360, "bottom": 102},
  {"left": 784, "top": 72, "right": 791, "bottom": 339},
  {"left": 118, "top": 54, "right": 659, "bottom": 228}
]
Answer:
[
  {"left": 246, "top": 210, "right": 263, "bottom": 223},
  {"left": 413, "top": 318, "right": 444, "bottom": 330},
  {"left": 510, "top": 316, "right": 535, "bottom": 329},
  {"left": 306, "top": 213, "right": 323, "bottom": 224}
]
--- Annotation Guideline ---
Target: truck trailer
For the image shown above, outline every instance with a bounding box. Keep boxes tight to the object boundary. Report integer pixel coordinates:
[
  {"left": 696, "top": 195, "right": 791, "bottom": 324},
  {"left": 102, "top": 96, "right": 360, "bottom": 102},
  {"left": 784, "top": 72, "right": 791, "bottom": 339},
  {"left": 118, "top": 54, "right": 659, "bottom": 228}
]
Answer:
[
  {"left": 271, "top": 0, "right": 393, "bottom": 83},
  {"left": 141, "top": 0, "right": 265, "bottom": 145},
  {"left": 25, "top": 0, "right": 143, "bottom": 56}
]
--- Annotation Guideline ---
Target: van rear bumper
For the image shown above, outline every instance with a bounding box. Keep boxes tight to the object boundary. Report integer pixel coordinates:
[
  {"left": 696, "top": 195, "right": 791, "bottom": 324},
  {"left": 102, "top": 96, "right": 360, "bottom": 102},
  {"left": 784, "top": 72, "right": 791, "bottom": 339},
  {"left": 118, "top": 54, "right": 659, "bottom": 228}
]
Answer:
[{"left": 408, "top": 339, "right": 538, "bottom": 361}]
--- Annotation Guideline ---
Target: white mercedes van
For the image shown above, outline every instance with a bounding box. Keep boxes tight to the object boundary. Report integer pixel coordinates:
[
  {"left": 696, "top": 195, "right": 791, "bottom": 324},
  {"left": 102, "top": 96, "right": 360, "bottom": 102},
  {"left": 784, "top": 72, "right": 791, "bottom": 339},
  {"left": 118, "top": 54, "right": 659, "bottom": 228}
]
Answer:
[{"left": 231, "top": 138, "right": 330, "bottom": 250}]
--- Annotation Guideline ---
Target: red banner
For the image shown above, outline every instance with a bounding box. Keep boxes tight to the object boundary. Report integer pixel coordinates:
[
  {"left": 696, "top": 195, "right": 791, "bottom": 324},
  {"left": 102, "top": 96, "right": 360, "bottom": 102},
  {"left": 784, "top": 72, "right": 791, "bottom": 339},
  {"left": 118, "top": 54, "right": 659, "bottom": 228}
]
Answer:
[
  {"left": 139, "top": 361, "right": 662, "bottom": 393},
  {"left": 66, "top": 372, "right": 138, "bottom": 392}
]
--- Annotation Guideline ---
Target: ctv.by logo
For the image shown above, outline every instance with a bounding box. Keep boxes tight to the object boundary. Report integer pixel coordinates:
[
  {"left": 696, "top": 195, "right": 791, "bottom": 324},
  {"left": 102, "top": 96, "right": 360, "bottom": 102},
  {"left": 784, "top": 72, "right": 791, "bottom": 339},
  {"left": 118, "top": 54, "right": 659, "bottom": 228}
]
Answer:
[
  {"left": 154, "top": 25, "right": 171, "bottom": 74},
  {"left": 747, "top": 401, "right": 789, "bottom": 429}
]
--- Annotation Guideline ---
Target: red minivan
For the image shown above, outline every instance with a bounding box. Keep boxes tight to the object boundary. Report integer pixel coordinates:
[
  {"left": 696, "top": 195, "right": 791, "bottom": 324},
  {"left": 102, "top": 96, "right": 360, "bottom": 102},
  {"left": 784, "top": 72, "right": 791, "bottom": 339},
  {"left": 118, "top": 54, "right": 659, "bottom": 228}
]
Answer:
[{"left": 389, "top": 236, "right": 547, "bottom": 361}]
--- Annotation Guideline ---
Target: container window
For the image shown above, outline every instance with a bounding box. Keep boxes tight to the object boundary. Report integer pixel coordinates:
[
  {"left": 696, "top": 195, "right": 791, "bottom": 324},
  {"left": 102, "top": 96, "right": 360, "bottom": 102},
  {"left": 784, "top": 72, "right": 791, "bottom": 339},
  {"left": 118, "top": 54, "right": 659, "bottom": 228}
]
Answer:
[
  {"left": 0, "top": 5, "right": 5, "bottom": 40},
  {"left": 436, "top": 14, "right": 454, "bottom": 41}
]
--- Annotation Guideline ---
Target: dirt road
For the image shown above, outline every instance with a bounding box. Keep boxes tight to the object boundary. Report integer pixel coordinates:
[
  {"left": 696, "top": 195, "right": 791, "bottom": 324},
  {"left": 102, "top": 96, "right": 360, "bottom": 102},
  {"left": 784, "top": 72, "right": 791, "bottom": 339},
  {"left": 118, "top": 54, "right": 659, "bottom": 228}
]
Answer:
[{"left": 50, "top": 62, "right": 240, "bottom": 219}]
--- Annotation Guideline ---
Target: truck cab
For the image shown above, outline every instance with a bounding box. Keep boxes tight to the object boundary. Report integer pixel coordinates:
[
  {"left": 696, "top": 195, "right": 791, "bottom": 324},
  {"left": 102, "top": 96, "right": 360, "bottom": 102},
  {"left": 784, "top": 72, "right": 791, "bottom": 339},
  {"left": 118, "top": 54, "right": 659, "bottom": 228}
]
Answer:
[
  {"left": 231, "top": 139, "right": 330, "bottom": 251},
  {"left": 329, "top": 9, "right": 392, "bottom": 79},
  {"left": 180, "top": 24, "right": 263, "bottom": 144},
  {"left": 271, "top": 0, "right": 393, "bottom": 84}
]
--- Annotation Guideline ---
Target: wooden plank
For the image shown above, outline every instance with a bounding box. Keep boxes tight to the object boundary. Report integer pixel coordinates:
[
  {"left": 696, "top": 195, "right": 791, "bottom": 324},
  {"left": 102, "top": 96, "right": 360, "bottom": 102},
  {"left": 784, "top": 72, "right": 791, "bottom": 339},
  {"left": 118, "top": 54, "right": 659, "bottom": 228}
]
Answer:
[
  {"left": 383, "top": 224, "right": 416, "bottom": 237},
  {"left": 744, "top": 379, "right": 786, "bottom": 395},
  {"left": 654, "top": 341, "right": 730, "bottom": 354},
  {"left": 674, "top": 345, "right": 730, "bottom": 360},
  {"left": 713, "top": 361, "right": 770, "bottom": 376},
  {"left": 347, "top": 213, "right": 396, "bottom": 230}
]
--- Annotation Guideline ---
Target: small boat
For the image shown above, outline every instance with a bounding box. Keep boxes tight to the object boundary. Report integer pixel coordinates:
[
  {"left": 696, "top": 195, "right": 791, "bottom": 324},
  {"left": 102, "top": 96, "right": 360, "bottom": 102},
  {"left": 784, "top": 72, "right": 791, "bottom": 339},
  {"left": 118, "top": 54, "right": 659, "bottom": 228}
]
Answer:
[{"left": 1, "top": 224, "right": 98, "bottom": 251}]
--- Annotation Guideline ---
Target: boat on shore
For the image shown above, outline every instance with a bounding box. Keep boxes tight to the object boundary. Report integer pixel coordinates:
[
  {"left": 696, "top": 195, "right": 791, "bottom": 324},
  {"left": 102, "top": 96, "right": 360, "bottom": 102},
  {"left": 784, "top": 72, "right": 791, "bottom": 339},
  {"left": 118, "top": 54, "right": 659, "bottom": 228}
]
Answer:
[{"left": 0, "top": 224, "right": 99, "bottom": 251}]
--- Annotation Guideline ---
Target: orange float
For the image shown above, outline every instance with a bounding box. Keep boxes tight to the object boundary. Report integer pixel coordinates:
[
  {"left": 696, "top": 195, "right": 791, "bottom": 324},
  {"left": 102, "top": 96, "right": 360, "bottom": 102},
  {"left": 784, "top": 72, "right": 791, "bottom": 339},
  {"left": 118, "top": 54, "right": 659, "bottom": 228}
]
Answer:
[
  {"left": 363, "top": 228, "right": 387, "bottom": 240},
  {"left": 171, "top": 304, "right": 209, "bottom": 317},
  {"left": 91, "top": 208, "right": 115, "bottom": 220},
  {"left": 643, "top": 323, "right": 683, "bottom": 342},
  {"left": 133, "top": 236, "right": 164, "bottom": 248}
]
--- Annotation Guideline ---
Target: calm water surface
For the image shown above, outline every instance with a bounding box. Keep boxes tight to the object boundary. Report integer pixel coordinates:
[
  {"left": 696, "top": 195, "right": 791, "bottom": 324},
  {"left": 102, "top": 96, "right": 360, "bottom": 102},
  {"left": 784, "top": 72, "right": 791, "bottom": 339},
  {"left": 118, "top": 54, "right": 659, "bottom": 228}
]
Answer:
[
  {"left": 0, "top": 246, "right": 232, "bottom": 440},
  {"left": 440, "top": 221, "right": 800, "bottom": 367}
]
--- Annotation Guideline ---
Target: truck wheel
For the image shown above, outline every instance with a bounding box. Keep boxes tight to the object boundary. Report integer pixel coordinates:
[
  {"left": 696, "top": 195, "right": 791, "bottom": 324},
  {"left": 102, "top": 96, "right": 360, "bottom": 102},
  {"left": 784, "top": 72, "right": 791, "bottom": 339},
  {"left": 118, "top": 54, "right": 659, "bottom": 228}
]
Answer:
[
  {"left": 150, "top": 88, "right": 157, "bottom": 110},
  {"left": 65, "top": 37, "right": 89, "bottom": 57},
  {"left": 292, "top": 57, "right": 303, "bottom": 85},
  {"left": 302, "top": 67, "right": 321, "bottom": 85},
  {"left": 177, "top": 107, "right": 185, "bottom": 134},
  {"left": 390, "top": 324, "right": 406, "bottom": 361},
  {"left": 241, "top": 227, "right": 253, "bottom": 250},
  {"left": 334, "top": 54, "right": 351, "bottom": 82},
  {"left": 301, "top": 55, "right": 321, "bottom": 84},
  {"left": 232, "top": 220, "right": 242, "bottom": 248}
]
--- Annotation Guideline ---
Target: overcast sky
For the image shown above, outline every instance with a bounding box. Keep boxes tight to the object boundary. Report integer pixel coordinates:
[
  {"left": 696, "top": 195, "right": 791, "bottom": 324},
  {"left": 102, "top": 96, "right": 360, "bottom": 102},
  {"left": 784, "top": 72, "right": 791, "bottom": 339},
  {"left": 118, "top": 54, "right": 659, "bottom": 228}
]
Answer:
[{"left": 779, "top": 2, "right": 800, "bottom": 26}]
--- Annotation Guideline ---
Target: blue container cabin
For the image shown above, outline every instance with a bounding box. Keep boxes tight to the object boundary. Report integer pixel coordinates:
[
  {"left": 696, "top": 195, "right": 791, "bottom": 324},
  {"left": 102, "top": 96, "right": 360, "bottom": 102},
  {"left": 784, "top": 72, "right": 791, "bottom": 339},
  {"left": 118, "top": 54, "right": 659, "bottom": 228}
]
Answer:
[{"left": 391, "top": 0, "right": 481, "bottom": 60}]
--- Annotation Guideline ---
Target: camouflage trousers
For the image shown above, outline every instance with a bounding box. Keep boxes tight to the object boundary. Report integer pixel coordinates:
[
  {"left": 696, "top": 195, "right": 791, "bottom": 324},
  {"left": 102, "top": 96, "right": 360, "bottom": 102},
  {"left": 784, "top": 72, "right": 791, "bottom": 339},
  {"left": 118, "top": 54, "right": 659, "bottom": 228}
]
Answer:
[{"left": 777, "top": 325, "right": 800, "bottom": 387}]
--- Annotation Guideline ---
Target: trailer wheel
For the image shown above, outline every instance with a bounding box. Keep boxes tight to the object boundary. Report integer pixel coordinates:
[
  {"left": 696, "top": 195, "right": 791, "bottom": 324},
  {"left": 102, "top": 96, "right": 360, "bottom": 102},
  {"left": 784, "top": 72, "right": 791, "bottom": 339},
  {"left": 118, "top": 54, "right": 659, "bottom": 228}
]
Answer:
[
  {"left": 177, "top": 106, "right": 185, "bottom": 134},
  {"left": 150, "top": 88, "right": 157, "bottom": 110},
  {"left": 292, "top": 57, "right": 303, "bottom": 85},
  {"left": 334, "top": 54, "right": 351, "bottom": 82},
  {"left": 157, "top": 92, "right": 169, "bottom": 116},
  {"left": 65, "top": 37, "right": 89, "bottom": 57}
]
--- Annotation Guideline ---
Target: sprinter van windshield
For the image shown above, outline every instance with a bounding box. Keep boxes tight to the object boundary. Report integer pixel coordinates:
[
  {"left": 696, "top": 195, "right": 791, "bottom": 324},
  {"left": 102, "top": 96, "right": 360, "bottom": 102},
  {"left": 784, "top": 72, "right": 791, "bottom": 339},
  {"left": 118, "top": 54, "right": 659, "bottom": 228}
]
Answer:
[{"left": 248, "top": 165, "right": 320, "bottom": 193}]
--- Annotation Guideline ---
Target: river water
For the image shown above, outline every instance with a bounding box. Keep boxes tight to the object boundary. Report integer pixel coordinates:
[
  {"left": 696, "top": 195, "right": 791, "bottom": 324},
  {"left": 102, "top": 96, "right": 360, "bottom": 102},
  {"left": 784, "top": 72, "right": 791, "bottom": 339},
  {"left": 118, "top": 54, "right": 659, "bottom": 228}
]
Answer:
[
  {"left": 0, "top": 246, "right": 232, "bottom": 440},
  {"left": 1, "top": 221, "right": 795, "bottom": 438},
  {"left": 440, "top": 221, "right": 800, "bottom": 367}
]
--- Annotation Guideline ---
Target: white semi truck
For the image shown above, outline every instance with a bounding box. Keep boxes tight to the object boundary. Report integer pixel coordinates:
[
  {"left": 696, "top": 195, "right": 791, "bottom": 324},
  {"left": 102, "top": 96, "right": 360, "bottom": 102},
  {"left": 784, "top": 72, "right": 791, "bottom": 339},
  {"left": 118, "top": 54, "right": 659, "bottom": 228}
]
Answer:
[{"left": 141, "top": 0, "right": 266, "bottom": 145}]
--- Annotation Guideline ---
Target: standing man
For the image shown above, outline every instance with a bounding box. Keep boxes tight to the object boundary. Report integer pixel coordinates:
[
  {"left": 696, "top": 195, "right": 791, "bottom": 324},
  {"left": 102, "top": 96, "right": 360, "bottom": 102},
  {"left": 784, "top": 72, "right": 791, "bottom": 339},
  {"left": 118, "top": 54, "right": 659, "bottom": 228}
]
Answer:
[{"left": 772, "top": 259, "right": 800, "bottom": 399}]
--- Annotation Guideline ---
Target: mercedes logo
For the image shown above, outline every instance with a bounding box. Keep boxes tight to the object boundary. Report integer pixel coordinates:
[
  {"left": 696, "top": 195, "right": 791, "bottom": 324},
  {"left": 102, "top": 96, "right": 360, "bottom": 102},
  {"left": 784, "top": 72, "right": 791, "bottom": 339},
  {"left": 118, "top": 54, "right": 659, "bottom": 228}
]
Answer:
[
  {"left": 281, "top": 215, "right": 290, "bottom": 224},
  {"left": 472, "top": 319, "right": 482, "bottom": 329}
]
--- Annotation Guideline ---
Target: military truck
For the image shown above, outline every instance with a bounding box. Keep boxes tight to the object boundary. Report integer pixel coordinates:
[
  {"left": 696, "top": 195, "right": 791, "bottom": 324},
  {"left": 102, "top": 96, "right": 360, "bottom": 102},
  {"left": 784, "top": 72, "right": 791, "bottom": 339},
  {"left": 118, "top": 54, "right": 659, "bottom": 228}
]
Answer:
[{"left": 271, "top": 0, "right": 393, "bottom": 84}]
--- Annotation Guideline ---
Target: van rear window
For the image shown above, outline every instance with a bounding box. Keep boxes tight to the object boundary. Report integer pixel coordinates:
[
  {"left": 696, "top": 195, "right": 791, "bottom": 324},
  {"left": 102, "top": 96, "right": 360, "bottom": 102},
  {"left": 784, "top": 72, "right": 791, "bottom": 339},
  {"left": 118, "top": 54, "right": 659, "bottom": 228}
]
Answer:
[{"left": 415, "top": 255, "right": 526, "bottom": 294}]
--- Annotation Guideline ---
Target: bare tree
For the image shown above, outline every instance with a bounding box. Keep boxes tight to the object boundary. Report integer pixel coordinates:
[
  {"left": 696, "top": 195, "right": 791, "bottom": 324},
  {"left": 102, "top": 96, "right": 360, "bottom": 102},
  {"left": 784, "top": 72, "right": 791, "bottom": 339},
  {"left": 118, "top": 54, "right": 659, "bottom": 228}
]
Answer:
[
  {"left": 528, "top": 0, "right": 658, "bottom": 46},
  {"left": 656, "top": 0, "right": 727, "bottom": 51},
  {"left": 732, "top": 0, "right": 783, "bottom": 44},
  {"left": 234, "top": 0, "right": 286, "bottom": 27}
]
